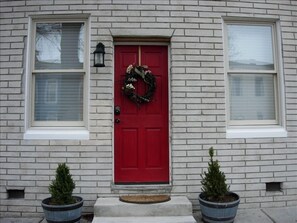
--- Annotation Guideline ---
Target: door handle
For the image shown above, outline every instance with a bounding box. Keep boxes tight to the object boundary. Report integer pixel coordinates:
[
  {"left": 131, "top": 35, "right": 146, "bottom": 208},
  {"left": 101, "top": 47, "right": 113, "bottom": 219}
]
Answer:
[
  {"left": 114, "top": 106, "right": 121, "bottom": 115},
  {"left": 115, "top": 118, "right": 120, "bottom": 123}
]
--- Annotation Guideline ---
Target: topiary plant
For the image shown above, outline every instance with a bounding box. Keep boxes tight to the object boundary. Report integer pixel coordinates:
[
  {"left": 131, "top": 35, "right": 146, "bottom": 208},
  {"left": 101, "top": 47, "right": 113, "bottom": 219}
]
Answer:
[
  {"left": 200, "top": 147, "right": 230, "bottom": 202},
  {"left": 49, "top": 163, "right": 76, "bottom": 205}
]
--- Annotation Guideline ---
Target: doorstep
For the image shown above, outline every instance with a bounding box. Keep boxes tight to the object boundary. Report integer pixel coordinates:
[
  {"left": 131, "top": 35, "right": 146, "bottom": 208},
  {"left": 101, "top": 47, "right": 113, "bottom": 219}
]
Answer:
[{"left": 92, "top": 196, "right": 196, "bottom": 223}]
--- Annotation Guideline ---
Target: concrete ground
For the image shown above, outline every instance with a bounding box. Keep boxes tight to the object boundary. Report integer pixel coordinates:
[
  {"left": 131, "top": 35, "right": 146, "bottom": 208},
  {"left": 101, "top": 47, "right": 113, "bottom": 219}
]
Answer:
[
  {"left": 0, "top": 217, "right": 91, "bottom": 223},
  {"left": 195, "top": 206, "right": 297, "bottom": 223},
  {"left": 1, "top": 206, "right": 296, "bottom": 223}
]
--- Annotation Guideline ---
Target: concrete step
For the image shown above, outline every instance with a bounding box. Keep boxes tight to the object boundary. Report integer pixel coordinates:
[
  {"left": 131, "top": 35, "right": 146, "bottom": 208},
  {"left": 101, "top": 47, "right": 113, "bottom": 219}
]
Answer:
[
  {"left": 93, "top": 196, "right": 193, "bottom": 217},
  {"left": 92, "top": 216, "right": 197, "bottom": 223}
]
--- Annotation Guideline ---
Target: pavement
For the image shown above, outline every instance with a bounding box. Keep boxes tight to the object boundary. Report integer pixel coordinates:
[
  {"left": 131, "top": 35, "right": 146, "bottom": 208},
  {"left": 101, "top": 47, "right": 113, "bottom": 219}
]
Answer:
[
  {"left": 195, "top": 206, "right": 297, "bottom": 223},
  {"left": 1, "top": 206, "right": 296, "bottom": 223}
]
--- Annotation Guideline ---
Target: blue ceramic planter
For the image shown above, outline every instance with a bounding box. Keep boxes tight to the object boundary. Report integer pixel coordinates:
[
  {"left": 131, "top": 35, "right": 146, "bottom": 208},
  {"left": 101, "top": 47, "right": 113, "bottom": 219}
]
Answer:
[
  {"left": 41, "top": 196, "right": 83, "bottom": 223},
  {"left": 198, "top": 192, "right": 240, "bottom": 223}
]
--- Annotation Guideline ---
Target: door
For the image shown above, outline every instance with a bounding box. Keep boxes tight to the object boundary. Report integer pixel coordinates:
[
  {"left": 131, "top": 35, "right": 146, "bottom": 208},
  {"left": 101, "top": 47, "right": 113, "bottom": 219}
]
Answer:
[{"left": 114, "top": 45, "right": 169, "bottom": 184}]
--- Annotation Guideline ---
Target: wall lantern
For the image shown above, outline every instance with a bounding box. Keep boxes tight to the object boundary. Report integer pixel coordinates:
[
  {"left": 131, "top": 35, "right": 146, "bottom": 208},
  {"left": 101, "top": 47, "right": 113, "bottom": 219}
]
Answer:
[{"left": 93, "top": 42, "right": 105, "bottom": 67}]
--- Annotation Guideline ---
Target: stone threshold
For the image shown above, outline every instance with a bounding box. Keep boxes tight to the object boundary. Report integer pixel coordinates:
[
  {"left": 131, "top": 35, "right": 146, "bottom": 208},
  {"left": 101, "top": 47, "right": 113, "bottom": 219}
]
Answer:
[{"left": 111, "top": 183, "right": 172, "bottom": 193}]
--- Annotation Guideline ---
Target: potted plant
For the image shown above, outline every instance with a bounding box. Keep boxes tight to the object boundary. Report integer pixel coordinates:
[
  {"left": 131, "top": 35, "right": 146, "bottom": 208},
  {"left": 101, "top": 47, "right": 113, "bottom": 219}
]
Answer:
[
  {"left": 198, "top": 147, "right": 240, "bottom": 223},
  {"left": 41, "top": 163, "right": 83, "bottom": 223}
]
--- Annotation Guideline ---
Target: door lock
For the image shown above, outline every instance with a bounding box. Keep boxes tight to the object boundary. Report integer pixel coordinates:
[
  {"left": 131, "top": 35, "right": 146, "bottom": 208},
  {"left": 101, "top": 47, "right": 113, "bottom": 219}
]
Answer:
[{"left": 115, "top": 118, "right": 120, "bottom": 123}]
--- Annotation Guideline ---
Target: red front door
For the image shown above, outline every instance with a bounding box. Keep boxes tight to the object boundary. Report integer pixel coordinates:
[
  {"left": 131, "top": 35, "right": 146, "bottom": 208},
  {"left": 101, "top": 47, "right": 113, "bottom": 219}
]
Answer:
[{"left": 114, "top": 45, "right": 169, "bottom": 184}]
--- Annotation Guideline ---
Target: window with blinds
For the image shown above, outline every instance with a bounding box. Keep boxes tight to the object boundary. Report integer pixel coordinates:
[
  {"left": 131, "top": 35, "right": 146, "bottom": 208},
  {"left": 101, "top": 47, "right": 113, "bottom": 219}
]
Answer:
[
  {"left": 31, "top": 21, "right": 86, "bottom": 127},
  {"left": 225, "top": 22, "right": 280, "bottom": 126}
]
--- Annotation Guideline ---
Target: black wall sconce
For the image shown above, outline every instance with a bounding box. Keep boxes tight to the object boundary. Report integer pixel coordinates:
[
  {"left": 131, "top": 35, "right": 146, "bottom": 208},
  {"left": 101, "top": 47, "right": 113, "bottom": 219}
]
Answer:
[{"left": 93, "top": 42, "right": 105, "bottom": 67}]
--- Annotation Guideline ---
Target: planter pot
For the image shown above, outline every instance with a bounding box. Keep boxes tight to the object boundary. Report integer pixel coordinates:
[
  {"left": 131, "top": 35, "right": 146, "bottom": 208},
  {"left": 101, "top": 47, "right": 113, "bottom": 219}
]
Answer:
[
  {"left": 41, "top": 196, "right": 83, "bottom": 223},
  {"left": 198, "top": 192, "right": 240, "bottom": 223}
]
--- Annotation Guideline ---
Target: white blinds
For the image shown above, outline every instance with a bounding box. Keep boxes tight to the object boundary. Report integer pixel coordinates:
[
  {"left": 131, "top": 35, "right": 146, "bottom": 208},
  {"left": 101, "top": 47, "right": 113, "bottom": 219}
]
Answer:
[
  {"left": 33, "top": 22, "right": 85, "bottom": 124},
  {"left": 229, "top": 74, "right": 275, "bottom": 121},
  {"left": 34, "top": 73, "right": 83, "bottom": 121}
]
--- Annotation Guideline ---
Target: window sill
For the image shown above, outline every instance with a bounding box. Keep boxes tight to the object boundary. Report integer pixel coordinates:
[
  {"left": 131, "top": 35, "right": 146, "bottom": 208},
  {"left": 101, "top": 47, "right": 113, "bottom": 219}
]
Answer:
[
  {"left": 226, "top": 126, "right": 287, "bottom": 139},
  {"left": 24, "top": 129, "right": 89, "bottom": 140}
]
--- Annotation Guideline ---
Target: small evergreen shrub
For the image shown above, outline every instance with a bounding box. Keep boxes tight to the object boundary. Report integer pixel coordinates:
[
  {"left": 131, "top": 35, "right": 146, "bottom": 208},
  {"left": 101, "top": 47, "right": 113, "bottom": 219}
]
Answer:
[
  {"left": 201, "top": 147, "right": 230, "bottom": 202},
  {"left": 49, "top": 163, "right": 76, "bottom": 205}
]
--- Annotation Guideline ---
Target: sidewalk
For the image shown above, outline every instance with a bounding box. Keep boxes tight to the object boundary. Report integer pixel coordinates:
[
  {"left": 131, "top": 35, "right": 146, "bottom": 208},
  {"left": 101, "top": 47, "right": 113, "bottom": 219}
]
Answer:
[
  {"left": 1, "top": 206, "right": 296, "bottom": 223},
  {"left": 194, "top": 206, "right": 297, "bottom": 223},
  {"left": 235, "top": 206, "right": 297, "bottom": 223}
]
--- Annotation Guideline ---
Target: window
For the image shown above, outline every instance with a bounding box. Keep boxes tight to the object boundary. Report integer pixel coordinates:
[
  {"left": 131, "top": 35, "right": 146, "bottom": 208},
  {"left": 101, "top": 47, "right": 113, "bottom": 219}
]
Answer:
[
  {"left": 25, "top": 16, "right": 89, "bottom": 139},
  {"left": 224, "top": 20, "right": 286, "bottom": 138}
]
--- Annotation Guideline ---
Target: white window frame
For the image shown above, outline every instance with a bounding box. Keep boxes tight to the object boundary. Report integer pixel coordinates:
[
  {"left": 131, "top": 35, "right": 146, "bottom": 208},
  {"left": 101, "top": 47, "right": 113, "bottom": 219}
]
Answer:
[
  {"left": 223, "top": 18, "right": 287, "bottom": 138},
  {"left": 24, "top": 15, "right": 90, "bottom": 140}
]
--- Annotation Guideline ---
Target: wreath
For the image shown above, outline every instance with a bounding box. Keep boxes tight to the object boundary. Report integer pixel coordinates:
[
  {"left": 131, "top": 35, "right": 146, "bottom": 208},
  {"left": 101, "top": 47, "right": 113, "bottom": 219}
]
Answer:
[{"left": 122, "top": 64, "right": 156, "bottom": 105}]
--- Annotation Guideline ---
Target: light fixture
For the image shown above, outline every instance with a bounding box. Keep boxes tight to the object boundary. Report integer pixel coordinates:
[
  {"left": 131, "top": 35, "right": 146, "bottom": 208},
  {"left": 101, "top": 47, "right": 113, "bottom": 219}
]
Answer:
[{"left": 93, "top": 42, "right": 105, "bottom": 67}]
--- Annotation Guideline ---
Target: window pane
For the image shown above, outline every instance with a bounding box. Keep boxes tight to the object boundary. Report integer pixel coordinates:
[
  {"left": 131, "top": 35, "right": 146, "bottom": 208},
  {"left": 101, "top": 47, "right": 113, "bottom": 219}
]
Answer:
[
  {"left": 35, "top": 23, "right": 84, "bottom": 70},
  {"left": 229, "top": 74, "right": 275, "bottom": 121},
  {"left": 34, "top": 73, "right": 83, "bottom": 121},
  {"left": 228, "top": 25, "right": 274, "bottom": 70}
]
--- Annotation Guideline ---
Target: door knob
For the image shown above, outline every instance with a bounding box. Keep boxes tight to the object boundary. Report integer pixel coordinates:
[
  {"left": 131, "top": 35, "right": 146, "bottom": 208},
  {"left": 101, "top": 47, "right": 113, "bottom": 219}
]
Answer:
[
  {"left": 114, "top": 106, "right": 121, "bottom": 115},
  {"left": 115, "top": 118, "right": 120, "bottom": 123}
]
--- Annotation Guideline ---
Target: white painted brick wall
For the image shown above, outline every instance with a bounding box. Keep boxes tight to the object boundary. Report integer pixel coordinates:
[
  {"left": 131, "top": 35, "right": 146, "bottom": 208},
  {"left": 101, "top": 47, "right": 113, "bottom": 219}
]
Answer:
[{"left": 0, "top": 0, "right": 296, "bottom": 217}]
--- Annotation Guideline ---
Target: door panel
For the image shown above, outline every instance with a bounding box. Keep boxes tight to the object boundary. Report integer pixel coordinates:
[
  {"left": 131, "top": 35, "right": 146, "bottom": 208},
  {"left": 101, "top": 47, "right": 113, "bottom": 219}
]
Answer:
[
  {"left": 145, "top": 128, "right": 162, "bottom": 167},
  {"left": 114, "top": 45, "right": 169, "bottom": 183},
  {"left": 122, "top": 128, "right": 138, "bottom": 168}
]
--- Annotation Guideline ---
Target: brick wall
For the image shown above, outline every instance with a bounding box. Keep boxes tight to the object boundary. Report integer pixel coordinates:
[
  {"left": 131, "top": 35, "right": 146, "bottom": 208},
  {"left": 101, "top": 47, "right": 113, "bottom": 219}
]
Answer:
[{"left": 0, "top": 0, "right": 296, "bottom": 217}]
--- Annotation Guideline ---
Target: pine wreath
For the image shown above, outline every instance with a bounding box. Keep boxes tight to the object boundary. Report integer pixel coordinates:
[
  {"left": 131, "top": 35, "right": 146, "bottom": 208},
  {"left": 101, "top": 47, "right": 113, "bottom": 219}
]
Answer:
[{"left": 122, "top": 64, "right": 156, "bottom": 105}]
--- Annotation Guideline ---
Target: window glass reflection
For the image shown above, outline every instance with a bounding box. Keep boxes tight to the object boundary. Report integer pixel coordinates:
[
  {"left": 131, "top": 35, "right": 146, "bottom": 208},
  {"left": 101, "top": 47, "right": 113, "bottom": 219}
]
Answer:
[
  {"left": 35, "top": 23, "right": 84, "bottom": 69},
  {"left": 228, "top": 25, "right": 274, "bottom": 70}
]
